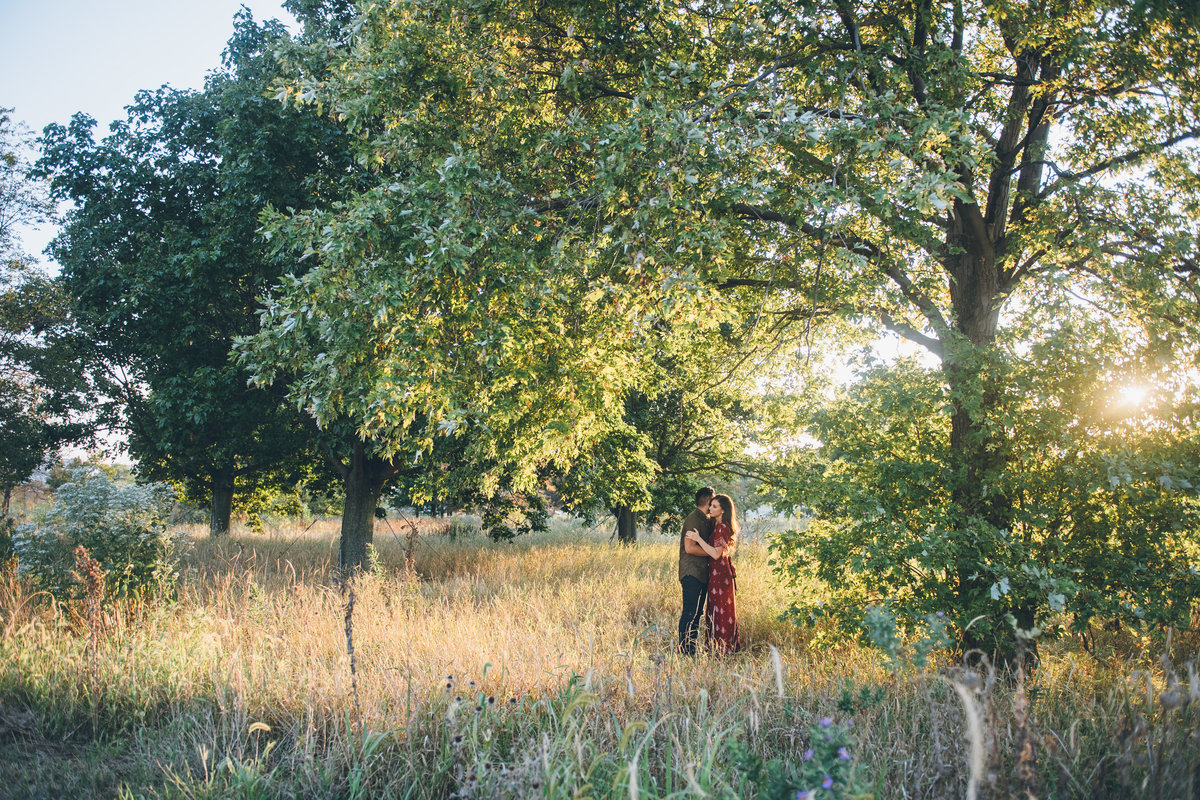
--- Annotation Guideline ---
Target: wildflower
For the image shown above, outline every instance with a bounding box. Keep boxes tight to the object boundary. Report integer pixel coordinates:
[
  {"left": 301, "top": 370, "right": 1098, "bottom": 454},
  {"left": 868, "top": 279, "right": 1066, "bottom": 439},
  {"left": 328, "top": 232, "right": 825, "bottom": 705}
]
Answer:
[
  {"left": 803, "top": 748, "right": 814, "bottom": 761},
  {"left": 487, "top": 696, "right": 496, "bottom": 705},
  {"left": 819, "top": 716, "right": 833, "bottom": 728},
  {"left": 822, "top": 775, "right": 834, "bottom": 789},
  {"left": 796, "top": 791, "right": 814, "bottom": 800},
  {"left": 838, "top": 747, "right": 851, "bottom": 761},
  {"left": 936, "top": 611, "right": 945, "bottom": 618},
  {"left": 508, "top": 697, "right": 518, "bottom": 705},
  {"left": 474, "top": 704, "right": 483, "bottom": 713}
]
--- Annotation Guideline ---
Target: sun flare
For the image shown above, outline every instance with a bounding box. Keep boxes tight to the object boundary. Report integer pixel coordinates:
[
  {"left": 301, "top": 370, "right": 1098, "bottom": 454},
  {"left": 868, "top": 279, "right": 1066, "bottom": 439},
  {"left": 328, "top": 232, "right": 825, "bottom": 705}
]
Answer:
[{"left": 1117, "top": 383, "right": 1151, "bottom": 408}]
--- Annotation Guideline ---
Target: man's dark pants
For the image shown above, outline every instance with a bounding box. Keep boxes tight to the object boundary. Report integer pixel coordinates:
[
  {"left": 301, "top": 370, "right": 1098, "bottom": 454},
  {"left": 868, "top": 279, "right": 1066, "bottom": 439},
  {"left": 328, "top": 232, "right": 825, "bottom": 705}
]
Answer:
[{"left": 678, "top": 576, "right": 708, "bottom": 655}]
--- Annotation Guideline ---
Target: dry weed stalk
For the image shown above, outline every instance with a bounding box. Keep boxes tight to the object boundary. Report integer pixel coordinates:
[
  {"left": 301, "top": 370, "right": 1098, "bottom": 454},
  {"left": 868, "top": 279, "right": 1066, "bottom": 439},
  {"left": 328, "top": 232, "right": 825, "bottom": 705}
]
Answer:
[
  {"left": 72, "top": 546, "right": 105, "bottom": 683},
  {"left": 946, "top": 665, "right": 987, "bottom": 800},
  {"left": 1012, "top": 642, "right": 1040, "bottom": 799},
  {"left": 341, "top": 572, "right": 363, "bottom": 737},
  {"left": 71, "top": 545, "right": 106, "bottom": 735}
]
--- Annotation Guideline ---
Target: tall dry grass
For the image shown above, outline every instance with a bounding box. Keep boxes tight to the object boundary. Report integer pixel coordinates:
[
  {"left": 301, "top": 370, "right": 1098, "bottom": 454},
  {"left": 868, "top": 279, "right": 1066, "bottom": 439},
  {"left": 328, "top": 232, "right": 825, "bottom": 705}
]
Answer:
[{"left": 1, "top": 514, "right": 1197, "bottom": 798}]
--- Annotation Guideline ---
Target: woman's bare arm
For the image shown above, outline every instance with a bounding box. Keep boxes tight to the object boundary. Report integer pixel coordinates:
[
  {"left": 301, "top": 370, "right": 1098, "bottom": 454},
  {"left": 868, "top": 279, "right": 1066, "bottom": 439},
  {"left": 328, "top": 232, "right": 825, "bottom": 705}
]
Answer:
[{"left": 686, "top": 529, "right": 723, "bottom": 559}]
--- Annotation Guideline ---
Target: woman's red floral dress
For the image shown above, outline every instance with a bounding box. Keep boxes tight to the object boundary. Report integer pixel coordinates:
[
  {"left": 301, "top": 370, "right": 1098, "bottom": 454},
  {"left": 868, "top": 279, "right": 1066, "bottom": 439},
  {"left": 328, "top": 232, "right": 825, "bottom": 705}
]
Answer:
[{"left": 705, "top": 522, "right": 741, "bottom": 654}]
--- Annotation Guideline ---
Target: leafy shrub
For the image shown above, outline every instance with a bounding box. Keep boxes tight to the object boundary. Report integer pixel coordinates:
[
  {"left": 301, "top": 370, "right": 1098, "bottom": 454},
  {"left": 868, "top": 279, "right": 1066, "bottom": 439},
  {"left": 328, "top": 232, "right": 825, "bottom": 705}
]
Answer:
[
  {"left": 13, "top": 467, "right": 181, "bottom": 599},
  {"left": 862, "top": 604, "right": 953, "bottom": 671},
  {"left": 730, "top": 713, "right": 868, "bottom": 799}
]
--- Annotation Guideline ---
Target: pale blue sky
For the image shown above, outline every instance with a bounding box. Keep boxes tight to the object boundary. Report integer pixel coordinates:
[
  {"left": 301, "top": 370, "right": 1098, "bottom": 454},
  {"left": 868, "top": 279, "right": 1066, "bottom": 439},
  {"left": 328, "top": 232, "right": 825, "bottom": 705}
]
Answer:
[{"left": 1, "top": 0, "right": 299, "bottom": 259}]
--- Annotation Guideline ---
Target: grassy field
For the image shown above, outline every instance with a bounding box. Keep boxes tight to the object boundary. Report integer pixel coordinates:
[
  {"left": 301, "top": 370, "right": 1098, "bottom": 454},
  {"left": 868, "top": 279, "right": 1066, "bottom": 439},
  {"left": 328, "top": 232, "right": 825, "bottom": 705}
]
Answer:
[{"left": 1, "top": 513, "right": 1198, "bottom": 799}]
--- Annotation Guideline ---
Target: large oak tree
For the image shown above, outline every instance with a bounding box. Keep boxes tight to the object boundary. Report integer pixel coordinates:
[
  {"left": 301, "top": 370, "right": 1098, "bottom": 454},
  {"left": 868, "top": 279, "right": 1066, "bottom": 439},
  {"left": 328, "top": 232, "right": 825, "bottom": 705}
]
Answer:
[{"left": 247, "top": 0, "right": 1199, "bottom": 632}]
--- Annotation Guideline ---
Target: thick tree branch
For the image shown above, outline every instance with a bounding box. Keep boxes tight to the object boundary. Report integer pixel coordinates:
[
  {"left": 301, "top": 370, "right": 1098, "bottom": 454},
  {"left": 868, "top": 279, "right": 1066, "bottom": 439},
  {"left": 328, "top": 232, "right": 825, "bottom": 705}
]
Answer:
[
  {"left": 878, "top": 260, "right": 952, "bottom": 336},
  {"left": 877, "top": 309, "right": 944, "bottom": 359},
  {"left": 983, "top": 50, "right": 1037, "bottom": 241},
  {"left": 1004, "top": 247, "right": 1048, "bottom": 286},
  {"left": 724, "top": 202, "right": 951, "bottom": 335}
]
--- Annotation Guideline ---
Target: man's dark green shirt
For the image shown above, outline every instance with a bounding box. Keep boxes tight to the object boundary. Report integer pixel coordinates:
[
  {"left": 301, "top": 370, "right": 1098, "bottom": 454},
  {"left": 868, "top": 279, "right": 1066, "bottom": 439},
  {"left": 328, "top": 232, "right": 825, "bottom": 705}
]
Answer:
[{"left": 678, "top": 508, "right": 715, "bottom": 583}]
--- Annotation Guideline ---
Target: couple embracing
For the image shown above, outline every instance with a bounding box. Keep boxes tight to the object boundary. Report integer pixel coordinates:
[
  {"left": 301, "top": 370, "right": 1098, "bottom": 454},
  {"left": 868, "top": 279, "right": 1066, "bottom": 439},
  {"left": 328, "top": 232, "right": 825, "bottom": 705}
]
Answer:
[{"left": 677, "top": 486, "right": 741, "bottom": 655}]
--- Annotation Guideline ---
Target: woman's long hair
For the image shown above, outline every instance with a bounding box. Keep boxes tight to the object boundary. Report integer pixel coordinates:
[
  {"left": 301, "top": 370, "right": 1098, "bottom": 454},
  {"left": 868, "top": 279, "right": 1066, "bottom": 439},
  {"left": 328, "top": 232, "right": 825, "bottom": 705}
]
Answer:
[{"left": 713, "top": 494, "right": 739, "bottom": 542}]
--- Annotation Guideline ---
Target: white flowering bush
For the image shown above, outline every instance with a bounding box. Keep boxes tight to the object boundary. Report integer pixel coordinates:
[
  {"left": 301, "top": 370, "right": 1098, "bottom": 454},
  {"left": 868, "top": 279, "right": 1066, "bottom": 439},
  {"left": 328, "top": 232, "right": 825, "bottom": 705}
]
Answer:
[{"left": 14, "top": 468, "right": 180, "bottom": 599}]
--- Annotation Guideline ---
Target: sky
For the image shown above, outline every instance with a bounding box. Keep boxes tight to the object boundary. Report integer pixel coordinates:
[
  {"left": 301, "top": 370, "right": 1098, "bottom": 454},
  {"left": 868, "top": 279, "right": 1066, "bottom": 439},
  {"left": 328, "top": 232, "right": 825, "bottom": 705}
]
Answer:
[{"left": 1, "top": 0, "right": 299, "bottom": 261}]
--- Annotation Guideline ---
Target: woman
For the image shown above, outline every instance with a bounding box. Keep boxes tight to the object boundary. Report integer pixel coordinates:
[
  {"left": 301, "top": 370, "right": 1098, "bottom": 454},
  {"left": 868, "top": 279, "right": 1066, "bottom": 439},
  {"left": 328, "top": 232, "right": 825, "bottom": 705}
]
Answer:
[{"left": 685, "top": 493, "right": 741, "bottom": 654}]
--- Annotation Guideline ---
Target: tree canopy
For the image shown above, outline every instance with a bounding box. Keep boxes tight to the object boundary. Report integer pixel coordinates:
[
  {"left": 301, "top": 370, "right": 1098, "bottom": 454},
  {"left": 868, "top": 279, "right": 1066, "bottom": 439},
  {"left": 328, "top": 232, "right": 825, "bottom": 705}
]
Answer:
[
  {"left": 38, "top": 14, "right": 352, "bottom": 534},
  {"left": 244, "top": 0, "right": 1200, "bottom": 640},
  {"left": 1, "top": 110, "right": 93, "bottom": 519}
]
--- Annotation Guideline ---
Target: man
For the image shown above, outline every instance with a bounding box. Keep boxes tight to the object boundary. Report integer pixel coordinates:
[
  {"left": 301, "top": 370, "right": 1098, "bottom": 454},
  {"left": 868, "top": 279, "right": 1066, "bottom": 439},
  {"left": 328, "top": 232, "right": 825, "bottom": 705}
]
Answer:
[{"left": 678, "top": 486, "right": 715, "bottom": 655}]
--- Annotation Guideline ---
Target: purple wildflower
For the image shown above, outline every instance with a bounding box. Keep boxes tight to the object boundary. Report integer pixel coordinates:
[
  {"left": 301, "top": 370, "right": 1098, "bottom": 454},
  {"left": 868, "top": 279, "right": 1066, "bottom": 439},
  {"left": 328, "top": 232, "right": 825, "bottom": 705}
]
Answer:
[
  {"left": 822, "top": 775, "right": 834, "bottom": 789},
  {"left": 796, "top": 791, "right": 814, "bottom": 800},
  {"left": 803, "top": 748, "right": 814, "bottom": 761},
  {"left": 819, "top": 716, "right": 833, "bottom": 728},
  {"left": 838, "top": 747, "right": 851, "bottom": 761}
]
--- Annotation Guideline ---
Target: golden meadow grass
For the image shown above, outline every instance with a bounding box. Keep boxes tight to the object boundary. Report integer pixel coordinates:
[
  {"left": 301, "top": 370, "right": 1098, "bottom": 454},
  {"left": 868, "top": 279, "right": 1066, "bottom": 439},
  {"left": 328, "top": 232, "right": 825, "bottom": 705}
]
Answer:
[{"left": 2, "top": 515, "right": 1198, "bottom": 799}]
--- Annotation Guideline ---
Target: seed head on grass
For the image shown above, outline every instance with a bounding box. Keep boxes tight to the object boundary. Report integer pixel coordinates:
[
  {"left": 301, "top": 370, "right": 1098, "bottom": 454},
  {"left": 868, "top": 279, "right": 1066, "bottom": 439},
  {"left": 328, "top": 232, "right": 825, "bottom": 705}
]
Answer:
[{"left": 71, "top": 545, "right": 106, "bottom": 699}]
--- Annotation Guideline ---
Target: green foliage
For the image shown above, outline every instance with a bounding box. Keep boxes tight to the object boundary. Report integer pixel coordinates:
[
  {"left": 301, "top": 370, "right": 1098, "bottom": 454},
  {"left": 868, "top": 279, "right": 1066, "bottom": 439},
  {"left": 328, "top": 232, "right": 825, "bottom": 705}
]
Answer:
[
  {"left": 556, "top": 371, "right": 775, "bottom": 536},
  {"left": 364, "top": 543, "right": 384, "bottom": 579},
  {"left": 480, "top": 491, "right": 549, "bottom": 542},
  {"left": 772, "top": 313, "right": 1200, "bottom": 650},
  {"left": 218, "top": 0, "right": 1200, "bottom": 604},
  {"left": 13, "top": 468, "right": 181, "bottom": 599},
  {"left": 237, "top": 476, "right": 342, "bottom": 529},
  {"left": 835, "top": 680, "right": 887, "bottom": 716},
  {"left": 0, "top": 108, "right": 55, "bottom": 270},
  {"left": 36, "top": 13, "right": 348, "bottom": 529},
  {"left": 46, "top": 455, "right": 135, "bottom": 491},
  {"left": 861, "top": 604, "right": 953, "bottom": 671},
  {"left": 0, "top": 112, "right": 93, "bottom": 504},
  {"left": 383, "top": 432, "right": 551, "bottom": 541},
  {"left": 730, "top": 714, "right": 867, "bottom": 799},
  {"left": 235, "top": 0, "right": 768, "bottom": 514}
]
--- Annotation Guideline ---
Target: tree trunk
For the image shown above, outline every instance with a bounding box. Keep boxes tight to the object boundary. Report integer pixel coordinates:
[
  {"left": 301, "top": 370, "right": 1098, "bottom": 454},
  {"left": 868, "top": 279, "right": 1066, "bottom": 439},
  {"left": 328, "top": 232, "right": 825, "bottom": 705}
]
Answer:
[
  {"left": 615, "top": 505, "right": 637, "bottom": 543},
  {"left": 944, "top": 233, "right": 1018, "bottom": 657},
  {"left": 339, "top": 439, "right": 393, "bottom": 573},
  {"left": 209, "top": 467, "right": 235, "bottom": 536},
  {"left": 2, "top": 484, "right": 11, "bottom": 518}
]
